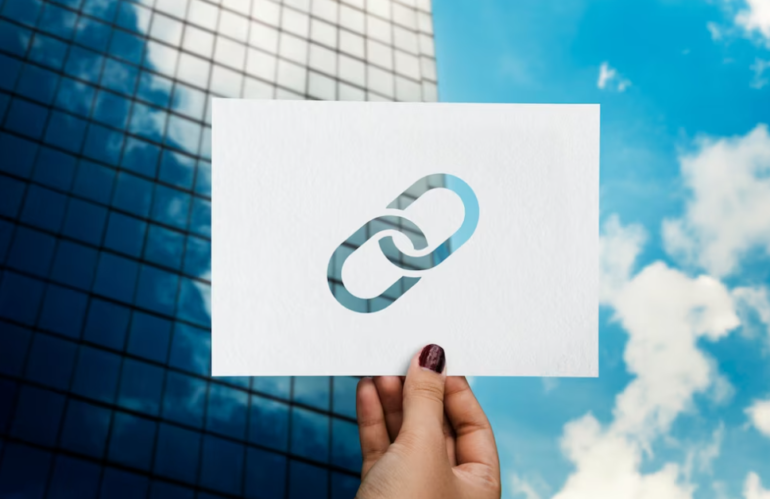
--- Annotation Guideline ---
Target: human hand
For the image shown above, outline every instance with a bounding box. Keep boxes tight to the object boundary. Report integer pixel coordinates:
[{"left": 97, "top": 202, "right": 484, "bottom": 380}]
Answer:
[{"left": 355, "top": 344, "right": 501, "bottom": 499}]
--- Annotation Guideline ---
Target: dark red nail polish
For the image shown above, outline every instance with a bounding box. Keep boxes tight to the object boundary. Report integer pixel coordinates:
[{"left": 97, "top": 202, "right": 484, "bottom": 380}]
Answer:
[{"left": 419, "top": 344, "right": 445, "bottom": 373}]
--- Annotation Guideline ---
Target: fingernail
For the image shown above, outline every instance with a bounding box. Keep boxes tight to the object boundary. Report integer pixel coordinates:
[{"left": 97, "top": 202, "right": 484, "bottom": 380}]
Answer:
[{"left": 419, "top": 344, "right": 445, "bottom": 373}]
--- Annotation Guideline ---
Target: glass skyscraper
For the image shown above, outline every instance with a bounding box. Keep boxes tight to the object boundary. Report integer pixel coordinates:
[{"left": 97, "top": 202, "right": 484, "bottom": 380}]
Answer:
[{"left": 0, "top": 0, "right": 438, "bottom": 497}]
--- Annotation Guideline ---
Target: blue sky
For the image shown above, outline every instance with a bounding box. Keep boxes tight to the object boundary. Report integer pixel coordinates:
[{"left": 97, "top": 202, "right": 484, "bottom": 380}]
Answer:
[{"left": 432, "top": 1, "right": 770, "bottom": 498}]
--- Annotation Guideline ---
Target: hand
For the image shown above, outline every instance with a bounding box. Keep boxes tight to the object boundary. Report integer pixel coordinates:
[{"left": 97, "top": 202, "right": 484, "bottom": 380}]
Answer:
[{"left": 355, "top": 344, "right": 501, "bottom": 499}]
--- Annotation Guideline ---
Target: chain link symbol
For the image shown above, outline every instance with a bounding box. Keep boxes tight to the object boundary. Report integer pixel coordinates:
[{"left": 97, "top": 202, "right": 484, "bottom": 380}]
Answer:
[{"left": 327, "top": 174, "right": 479, "bottom": 313}]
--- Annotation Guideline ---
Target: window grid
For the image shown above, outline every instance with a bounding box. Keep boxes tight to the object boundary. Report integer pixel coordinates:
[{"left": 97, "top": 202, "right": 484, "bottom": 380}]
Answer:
[{"left": 0, "top": 0, "right": 439, "bottom": 496}]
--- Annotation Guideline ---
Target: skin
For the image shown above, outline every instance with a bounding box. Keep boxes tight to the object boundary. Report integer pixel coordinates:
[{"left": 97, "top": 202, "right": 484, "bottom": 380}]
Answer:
[{"left": 355, "top": 347, "right": 502, "bottom": 499}]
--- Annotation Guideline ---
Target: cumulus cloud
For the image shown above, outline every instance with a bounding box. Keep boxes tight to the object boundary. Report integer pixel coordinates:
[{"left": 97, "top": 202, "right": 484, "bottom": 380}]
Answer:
[
  {"left": 597, "top": 62, "right": 632, "bottom": 92},
  {"left": 736, "top": 0, "right": 770, "bottom": 44},
  {"left": 750, "top": 59, "right": 770, "bottom": 89},
  {"left": 600, "top": 215, "right": 646, "bottom": 304},
  {"left": 663, "top": 124, "right": 770, "bottom": 277},
  {"left": 733, "top": 286, "right": 770, "bottom": 344},
  {"left": 746, "top": 399, "right": 770, "bottom": 438},
  {"left": 745, "top": 472, "right": 770, "bottom": 499}
]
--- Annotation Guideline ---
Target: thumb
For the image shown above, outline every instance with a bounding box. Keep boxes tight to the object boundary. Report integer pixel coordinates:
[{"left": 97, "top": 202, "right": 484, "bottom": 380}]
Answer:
[{"left": 399, "top": 344, "right": 447, "bottom": 442}]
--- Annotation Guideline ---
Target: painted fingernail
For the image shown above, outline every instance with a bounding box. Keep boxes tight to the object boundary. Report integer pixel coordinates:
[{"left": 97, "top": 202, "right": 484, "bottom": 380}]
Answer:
[{"left": 419, "top": 344, "right": 445, "bottom": 373}]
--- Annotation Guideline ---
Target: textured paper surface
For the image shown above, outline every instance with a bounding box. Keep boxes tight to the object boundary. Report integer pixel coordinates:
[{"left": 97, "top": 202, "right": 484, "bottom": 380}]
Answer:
[{"left": 212, "top": 101, "right": 599, "bottom": 376}]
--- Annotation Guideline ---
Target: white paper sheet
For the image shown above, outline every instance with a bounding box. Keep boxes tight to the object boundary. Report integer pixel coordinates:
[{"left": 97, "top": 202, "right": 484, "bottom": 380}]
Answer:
[{"left": 212, "top": 101, "right": 599, "bottom": 376}]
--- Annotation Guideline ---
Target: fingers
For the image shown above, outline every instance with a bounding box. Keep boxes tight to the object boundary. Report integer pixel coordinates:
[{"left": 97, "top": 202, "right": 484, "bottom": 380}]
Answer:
[
  {"left": 444, "top": 376, "right": 499, "bottom": 473},
  {"left": 398, "top": 344, "right": 447, "bottom": 443},
  {"left": 356, "top": 377, "right": 390, "bottom": 478},
  {"left": 373, "top": 376, "right": 403, "bottom": 441}
]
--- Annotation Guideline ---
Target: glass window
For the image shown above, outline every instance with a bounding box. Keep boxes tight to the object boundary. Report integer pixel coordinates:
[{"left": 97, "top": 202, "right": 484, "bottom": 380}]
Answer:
[
  {"left": 38, "top": 2, "right": 78, "bottom": 38},
  {"left": 150, "top": 12, "right": 183, "bottom": 45},
  {"left": 249, "top": 395, "right": 289, "bottom": 451},
  {"left": 215, "top": 36, "right": 247, "bottom": 69},
  {"left": 422, "top": 80, "right": 437, "bottom": 101},
  {"left": 72, "top": 159, "right": 115, "bottom": 205},
  {"left": 71, "top": 345, "right": 122, "bottom": 403},
  {"left": 159, "top": 150, "right": 196, "bottom": 189},
  {"left": 0, "top": 379, "right": 18, "bottom": 434},
  {"left": 165, "top": 114, "right": 201, "bottom": 156},
  {"left": 206, "top": 383, "right": 248, "bottom": 439},
  {"left": 171, "top": 84, "right": 206, "bottom": 122},
  {"left": 310, "top": 19, "right": 336, "bottom": 49},
  {"left": 279, "top": 33, "right": 308, "bottom": 65},
  {"left": 394, "top": 50, "right": 420, "bottom": 80},
  {"left": 108, "top": 412, "right": 157, "bottom": 471},
  {"left": 61, "top": 198, "right": 108, "bottom": 246},
  {"left": 331, "top": 418, "right": 362, "bottom": 471},
  {"left": 127, "top": 311, "right": 172, "bottom": 362},
  {"left": 340, "top": 30, "right": 364, "bottom": 59},
  {"left": 145, "top": 223, "right": 185, "bottom": 269},
  {"left": 49, "top": 240, "right": 98, "bottom": 291},
  {"left": 16, "top": 64, "right": 59, "bottom": 104},
  {"left": 109, "top": 28, "right": 145, "bottom": 65},
  {"left": 219, "top": 9, "right": 248, "bottom": 41},
  {"left": 24, "top": 333, "right": 77, "bottom": 390},
  {"left": 294, "top": 377, "right": 330, "bottom": 410},
  {"left": 331, "top": 473, "right": 360, "bottom": 499},
  {"left": 252, "top": 377, "right": 291, "bottom": 399},
  {"left": 288, "top": 461, "right": 328, "bottom": 499},
  {"left": 150, "top": 481, "right": 195, "bottom": 499},
  {"left": 100, "top": 468, "right": 150, "bottom": 499},
  {"left": 254, "top": 0, "right": 280, "bottom": 24},
  {"left": 33, "top": 147, "right": 77, "bottom": 191},
  {"left": 332, "top": 377, "right": 358, "bottom": 418},
  {"left": 0, "top": 271, "right": 45, "bottom": 325},
  {"left": 393, "top": 25, "right": 418, "bottom": 54},
  {"left": 200, "top": 127, "right": 211, "bottom": 159},
  {"left": 309, "top": 71, "right": 336, "bottom": 100},
  {"left": 250, "top": 21, "right": 279, "bottom": 52},
  {"left": 367, "top": 39, "right": 393, "bottom": 70},
  {"left": 83, "top": 123, "right": 125, "bottom": 165},
  {"left": 60, "top": 400, "right": 112, "bottom": 458},
  {"left": 112, "top": 171, "right": 155, "bottom": 217},
  {"left": 168, "top": 322, "right": 210, "bottom": 375},
  {"left": 104, "top": 211, "right": 148, "bottom": 258},
  {"left": 194, "top": 160, "right": 211, "bottom": 197},
  {"left": 1, "top": 0, "right": 41, "bottom": 26},
  {"left": 143, "top": 40, "right": 179, "bottom": 77},
  {"left": 338, "top": 54, "right": 365, "bottom": 87},
  {"left": 0, "top": 133, "right": 37, "bottom": 178},
  {"left": 0, "top": 19, "right": 32, "bottom": 56},
  {"left": 156, "top": 0, "right": 189, "bottom": 18},
  {"left": 38, "top": 284, "right": 89, "bottom": 338},
  {"left": 183, "top": 235, "right": 210, "bottom": 278},
  {"left": 420, "top": 55, "right": 437, "bottom": 81},
  {"left": 290, "top": 407, "right": 330, "bottom": 461},
  {"left": 43, "top": 111, "right": 89, "bottom": 153},
  {"left": 182, "top": 25, "right": 214, "bottom": 58},
  {"left": 200, "top": 436, "right": 244, "bottom": 495},
  {"left": 177, "top": 53, "right": 211, "bottom": 88},
  {"left": 0, "top": 443, "right": 52, "bottom": 499},
  {"left": 135, "top": 264, "right": 180, "bottom": 316},
  {"left": 117, "top": 358, "right": 165, "bottom": 416},
  {"left": 55, "top": 77, "right": 96, "bottom": 118},
  {"left": 48, "top": 455, "right": 101, "bottom": 499},
  {"left": 74, "top": 16, "right": 112, "bottom": 52},
  {"left": 93, "top": 252, "right": 140, "bottom": 303},
  {"left": 0, "top": 53, "right": 22, "bottom": 91},
  {"left": 136, "top": 71, "right": 173, "bottom": 109},
  {"left": 101, "top": 57, "right": 139, "bottom": 96},
  {"left": 187, "top": 0, "right": 219, "bottom": 31},
  {"left": 151, "top": 184, "right": 191, "bottom": 229},
  {"left": 116, "top": 0, "right": 152, "bottom": 33},
  {"left": 176, "top": 277, "right": 210, "bottom": 327},
  {"left": 6, "top": 226, "right": 56, "bottom": 278},
  {"left": 277, "top": 59, "right": 307, "bottom": 94},
  {"left": 121, "top": 136, "right": 161, "bottom": 178},
  {"left": 246, "top": 49, "right": 276, "bottom": 81},
  {"left": 83, "top": 298, "right": 130, "bottom": 350},
  {"left": 0, "top": 323, "right": 31, "bottom": 377},
  {"left": 244, "top": 448, "right": 286, "bottom": 499},
  {"left": 211, "top": 65, "right": 243, "bottom": 98},
  {"left": 154, "top": 423, "right": 201, "bottom": 483},
  {"left": 63, "top": 45, "right": 105, "bottom": 84},
  {"left": 0, "top": 219, "right": 11, "bottom": 264},
  {"left": 189, "top": 197, "right": 211, "bottom": 237},
  {"left": 83, "top": 0, "right": 118, "bottom": 21},
  {"left": 162, "top": 371, "right": 206, "bottom": 427},
  {"left": 11, "top": 385, "right": 65, "bottom": 446},
  {"left": 21, "top": 187, "right": 66, "bottom": 232},
  {"left": 5, "top": 99, "right": 49, "bottom": 139}
]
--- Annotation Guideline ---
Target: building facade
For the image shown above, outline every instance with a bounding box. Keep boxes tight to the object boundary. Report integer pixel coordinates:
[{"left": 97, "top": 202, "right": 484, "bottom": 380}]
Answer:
[{"left": 0, "top": 0, "right": 438, "bottom": 497}]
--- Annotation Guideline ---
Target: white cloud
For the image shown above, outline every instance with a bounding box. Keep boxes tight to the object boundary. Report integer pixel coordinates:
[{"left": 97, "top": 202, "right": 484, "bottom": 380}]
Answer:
[
  {"left": 663, "top": 124, "right": 770, "bottom": 277},
  {"left": 511, "top": 474, "right": 544, "bottom": 499},
  {"left": 733, "top": 286, "right": 770, "bottom": 343},
  {"left": 708, "top": 21, "right": 724, "bottom": 41},
  {"left": 554, "top": 212, "right": 740, "bottom": 499},
  {"left": 746, "top": 399, "right": 770, "bottom": 438},
  {"left": 597, "top": 62, "right": 632, "bottom": 92},
  {"left": 736, "top": 0, "right": 770, "bottom": 43},
  {"left": 600, "top": 215, "right": 646, "bottom": 304},
  {"left": 745, "top": 472, "right": 770, "bottom": 499},
  {"left": 750, "top": 59, "right": 770, "bottom": 89}
]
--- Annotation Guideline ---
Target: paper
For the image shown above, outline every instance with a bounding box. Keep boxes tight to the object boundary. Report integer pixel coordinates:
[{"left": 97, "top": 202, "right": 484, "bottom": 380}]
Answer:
[{"left": 212, "top": 101, "right": 599, "bottom": 376}]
